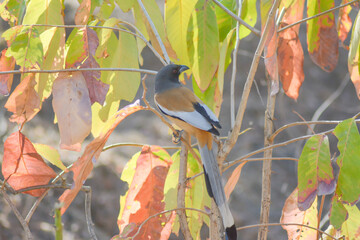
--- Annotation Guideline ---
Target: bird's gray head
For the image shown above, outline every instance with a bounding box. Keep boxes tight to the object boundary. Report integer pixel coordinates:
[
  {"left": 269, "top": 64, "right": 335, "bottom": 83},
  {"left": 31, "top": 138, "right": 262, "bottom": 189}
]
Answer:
[{"left": 155, "top": 64, "right": 189, "bottom": 93}]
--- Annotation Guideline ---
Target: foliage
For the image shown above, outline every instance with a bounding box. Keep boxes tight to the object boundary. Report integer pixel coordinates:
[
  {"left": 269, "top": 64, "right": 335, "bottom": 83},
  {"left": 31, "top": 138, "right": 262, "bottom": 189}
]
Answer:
[{"left": 0, "top": 0, "right": 360, "bottom": 239}]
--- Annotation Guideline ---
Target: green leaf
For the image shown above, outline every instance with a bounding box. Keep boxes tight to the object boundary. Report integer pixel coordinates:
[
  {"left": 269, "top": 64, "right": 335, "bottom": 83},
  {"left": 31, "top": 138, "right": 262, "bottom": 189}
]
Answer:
[
  {"left": 165, "top": 0, "right": 197, "bottom": 65},
  {"left": 330, "top": 196, "right": 348, "bottom": 229},
  {"left": 297, "top": 134, "right": 334, "bottom": 211},
  {"left": 33, "top": 143, "right": 66, "bottom": 171},
  {"left": 133, "top": 3, "right": 149, "bottom": 65},
  {"left": 307, "top": 0, "right": 338, "bottom": 72},
  {"left": 164, "top": 150, "right": 210, "bottom": 239},
  {"left": 214, "top": 0, "right": 236, "bottom": 42},
  {"left": 65, "top": 28, "right": 87, "bottom": 68},
  {"left": 193, "top": 75, "right": 217, "bottom": 113},
  {"left": 333, "top": 118, "right": 360, "bottom": 204},
  {"left": 190, "top": 0, "right": 220, "bottom": 91},
  {"left": 95, "top": 18, "right": 120, "bottom": 58},
  {"left": 260, "top": 0, "right": 273, "bottom": 28},
  {"left": 341, "top": 204, "right": 360, "bottom": 238},
  {"left": 0, "top": 0, "right": 26, "bottom": 26},
  {"left": 5, "top": 27, "right": 43, "bottom": 68},
  {"left": 238, "top": 0, "right": 257, "bottom": 39},
  {"left": 218, "top": 28, "right": 236, "bottom": 94},
  {"left": 115, "top": 0, "right": 135, "bottom": 12},
  {"left": 22, "top": 0, "right": 64, "bottom": 27},
  {"left": 348, "top": 11, "right": 360, "bottom": 98}
]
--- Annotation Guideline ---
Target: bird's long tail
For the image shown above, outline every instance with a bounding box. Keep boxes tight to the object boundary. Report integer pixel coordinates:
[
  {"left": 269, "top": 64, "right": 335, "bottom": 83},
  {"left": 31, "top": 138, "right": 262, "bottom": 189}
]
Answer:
[{"left": 198, "top": 142, "right": 237, "bottom": 240}]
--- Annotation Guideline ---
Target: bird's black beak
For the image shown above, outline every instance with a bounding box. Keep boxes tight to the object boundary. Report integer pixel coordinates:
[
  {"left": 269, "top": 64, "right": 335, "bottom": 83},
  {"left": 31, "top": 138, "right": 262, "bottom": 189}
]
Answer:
[{"left": 179, "top": 65, "right": 190, "bottom": 73}]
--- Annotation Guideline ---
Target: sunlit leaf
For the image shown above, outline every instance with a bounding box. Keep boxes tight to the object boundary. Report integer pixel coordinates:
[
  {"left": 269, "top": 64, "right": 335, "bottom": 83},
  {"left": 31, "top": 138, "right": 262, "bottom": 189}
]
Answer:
[
  {"left": 333, "top": 118, "right": 360, "bottom": 204},
  {"left": 2, "top": 131, "right": 57, "bottom": 197},
  {"left": 59, "top": 101, "right": 143, "bottom": 214},
  {"left": 75, "top": 0, "right": 91, "bottom": 25},
  {"left": 307, "top": 0, "right": 338, "bottom": 72},
  {"left": 224, "top": 161, "right": 247, "bottom": 200},
  {"left": 0, "top": 0, "right": 26, "bottom": 25},
  {"left": 298, "top": 135, "right": 335, "bottom": 211},
  {"left": 165, "top": 0, "right": 197, "bottom": 66},
  {"left": 52, "top": 72, "right": 92, "bottom": 151},
  {"left": 337, "top": 0, "right": 353, "bottom": 44},
  {"left": 33, "top": 143, "right": 66, "bottom": 171},
  {"left": 341, "top": 204, "right": 360, "bottom": 238},
  {"left": 0, "top": 49, "right": 15, "bottom": 96},
  {"left": 5, "top": 73, "right": 41, "bottom": 124},
  {"left": 114, "top": 145, "right": 173, "bottom": 239},
  {"left": 348, "top": 11, "right": 360, "bottom": 99},
  {"left": 238, "top": 0, "right": 257, "bottom": 40},
  {"left": 115, "top": 0, "right": 135, "bottom": 12},
  {"left": 281, "top": 188, "right": 318, "bottom": 239},
  {"left": 330, "top": 196, "right": 348, "bottom": 229},
  {"left": 22, "top": 0, "right": 64, "bottom": 27},
  {"left": 190, "top": 0, "right": 219, "bottom": 91}
]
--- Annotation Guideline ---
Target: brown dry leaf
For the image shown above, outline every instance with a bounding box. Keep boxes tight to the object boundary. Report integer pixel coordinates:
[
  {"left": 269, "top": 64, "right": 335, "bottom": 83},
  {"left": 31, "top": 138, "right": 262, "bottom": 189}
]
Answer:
[
  {"left": 0, "top": 48, "right": 15, "bottom": 95},
  {"left": 224, "top": 161, "right": 247, "bottom": 201},
  {"left": 4, "top": 73, "right": 41, "bottom": 124},
  {"left": 58, "top": 101, "right": 143, "bottom": 214},
  {"left": 281, "top": 188, "right": 318, "bottom": 240},
  {"left": 52, "top": 72, "right": 92, "bottom": 151},
  {"left": 2, "top": 131, "right": 57, "bottom": 197},
  {"left": 75, "top": 0, "right": 91, "bottom": 25},
  {"left": 115, "top": 145, "right": 173, "bottom": 240}
]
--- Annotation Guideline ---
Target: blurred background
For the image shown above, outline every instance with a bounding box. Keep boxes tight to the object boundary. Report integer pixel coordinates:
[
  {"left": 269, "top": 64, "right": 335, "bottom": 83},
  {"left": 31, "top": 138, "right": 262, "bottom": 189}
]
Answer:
[{"left": 0, "top": 0, "right": 359, "bottom": 239}]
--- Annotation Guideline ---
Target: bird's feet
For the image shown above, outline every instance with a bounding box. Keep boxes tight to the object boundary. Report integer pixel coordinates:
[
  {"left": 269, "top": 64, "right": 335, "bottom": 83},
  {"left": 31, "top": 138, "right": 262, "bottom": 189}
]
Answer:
[{"left": 172, "top": 130, "right": 183, "bottom": 144}]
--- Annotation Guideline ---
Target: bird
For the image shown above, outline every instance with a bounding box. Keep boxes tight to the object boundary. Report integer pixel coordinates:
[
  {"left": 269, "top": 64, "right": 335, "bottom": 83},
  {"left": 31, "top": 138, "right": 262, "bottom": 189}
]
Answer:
[{"left": 154, "top": 64, "right": 237, "bottom": 240}]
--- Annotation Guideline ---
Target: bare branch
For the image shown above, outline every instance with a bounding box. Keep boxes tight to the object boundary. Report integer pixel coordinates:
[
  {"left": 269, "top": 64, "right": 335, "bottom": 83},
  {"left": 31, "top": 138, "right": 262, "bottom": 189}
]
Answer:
[
  {"left": 25, "top": 189, "right": 50, "bottom": 223},
  {"left": 177, "top": 132, "right": 193, "bottom": 240},
  {"left": 236, "top": 222, "right": 341, "bottom": 240},
  {"left": 278, "top": 0, "right": 359, "bottom": 33},
  {"left": 85, "top": 189, "right": 98, "bottom": 240},
  {"left": 218, "top": 0, "right": 281, "bottom": 165},
  {"left": 136, "top": 0, "right": 171, "bottom": 64},
  {"left": 0, "top": 68, "right": 157, "bottom": 76},
  {"left": 103, "top": 142, "right": 180, "bottom": 151},
  {"left": 0, "top": 189, "right": 33, "bottom": 240},
  {"left": 212, "top": 0, "right": 261, "bottom": 36}
]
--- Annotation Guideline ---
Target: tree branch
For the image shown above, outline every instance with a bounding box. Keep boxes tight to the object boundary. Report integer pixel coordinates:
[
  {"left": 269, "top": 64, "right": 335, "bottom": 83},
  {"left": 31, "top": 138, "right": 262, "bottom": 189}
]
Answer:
[
  {"left": 0, "top": 68, "right": 157, "bottom": 75},
  {"left": 136, "top": 0, "right": 171, "bottom": 64},
  {"left": 85, "top": 189, "right": 98, "bottom": 240},
  {"left": 212, "top": 0, "right": 261, "bottom": 36},
  {"left": 277, "top": 0, "right": 359, "bottom": 33}
]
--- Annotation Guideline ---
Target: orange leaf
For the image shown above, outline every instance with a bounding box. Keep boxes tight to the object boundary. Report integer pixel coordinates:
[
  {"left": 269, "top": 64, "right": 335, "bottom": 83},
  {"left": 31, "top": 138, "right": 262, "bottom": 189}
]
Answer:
[
  {"left": 4, "top": 73, "right": 41, "bottom": 124},
  {"left": 277, "top": 0, "right": 305, "bottom": 101},
  {"left": 337, "top": 0, "right": 352, "bottom": 44},
  {"left": 75, "top": 0, "right": 91, "bottom": 25},
  {"left": 2, "top": 131, "right": 57, "bottom": 197},
  {"left": 52, "top": 72, "right": 92, "bottom": 151},
  {"left": 0, "top": 49, "right": 15, "bottom": 96},
  {"left": 224, "top": 161, "right": 247, "bottom": 201},
  {"left": 264, "top": 14, "right": 278, "bottom": 85},
  {"left": 116, "top": 146, "right": 173, "bottom": 240},
  {"left": 58, "top": 101, "right": 143, "bottom": 214},
  {"left": 281, "top": 188, "right": 318, "bottom": 239}
]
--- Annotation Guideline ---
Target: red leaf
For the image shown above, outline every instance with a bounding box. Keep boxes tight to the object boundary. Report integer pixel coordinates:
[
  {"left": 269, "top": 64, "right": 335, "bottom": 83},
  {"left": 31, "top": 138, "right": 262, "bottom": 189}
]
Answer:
[
  {"left": 116, "top": 146, "right": 173, "bottom": 240},
  {"left": 0, "top": 49, "right": 15, "bottom": 96},
  {"left": 264, "top": 14, "right": 278, "bottom": 85},
  {"left": 75, "top": 0, "right": 91, "bottom": 25},
  {"left": 277, "top": 0, "right": 305, "bottom": 100},
  {"left": 337, "top": 0, "right": 352, "bottom": 44},
  {"left": 81, "top": 28, "right": 109, "bottom": 105},
  {"left": 2, "top": 131, "right": 57, "bottom": 197},
  {"left": 52, "top": 72, "right": 92, "bottom": 151},
  {"left": 4, "top": 73, "right": 41, "bottom": 124},
  {"left": 58, "top": 101, "right": 143, "bottom": 214}
]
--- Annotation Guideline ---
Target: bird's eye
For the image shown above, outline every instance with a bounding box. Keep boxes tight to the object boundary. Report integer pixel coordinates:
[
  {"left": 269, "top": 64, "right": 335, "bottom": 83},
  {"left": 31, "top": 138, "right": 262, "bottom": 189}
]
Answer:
[{"left": 173, "top": 69, "right": 178, "bottom": 74}]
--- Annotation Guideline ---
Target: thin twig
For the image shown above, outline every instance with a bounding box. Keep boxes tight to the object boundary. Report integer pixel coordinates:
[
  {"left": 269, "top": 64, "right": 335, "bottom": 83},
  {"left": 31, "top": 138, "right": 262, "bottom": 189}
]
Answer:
[
  {"left": 230, "top": 1, "right": 242, "bottom": 129},
  {"left": 212, "top": 0, "right": 261, "bottom": 36},
  {"left": 102, "top": 143, "right": 180, "bottom": 151},
  {"left": 21, "top": 23, "right": 167, "bottom": 65},
  {"left": 278, "top": 0, "right": 359, "bottom": 33},
  {"left": 218, "top": 0, "right": 281, "bottom": 164},
  {"left": 25, "top": 189, "right": 49, "bottom": 223},
  {"left": 1, "top": 189, "right": 33, "bottom": 240},
  {"left": 85, "top": 189, "right": 98, "bottom": 240},
  {"left": 307, "top": 74, "right": 350, "bottom": 134},
  {"left": 236, "top": 222, "right": 340, "bottom": 240},
  {"left": 0, "top": 67, "right": 157, "bottom": 75},
  {"left": 128, "top": 207, "right": 209, "bottom": 239},
  {"left": 136, "top": 0, "right": 171, "bottom": 64},
  {"left": 177, "top": 132, "right": 193, "bottom": 240}
]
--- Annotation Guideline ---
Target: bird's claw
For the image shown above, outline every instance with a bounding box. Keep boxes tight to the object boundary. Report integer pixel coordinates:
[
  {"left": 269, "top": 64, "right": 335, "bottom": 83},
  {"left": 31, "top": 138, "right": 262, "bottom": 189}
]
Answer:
[{"left": 172, "top": 130, "right": 183, "bottom": 144}]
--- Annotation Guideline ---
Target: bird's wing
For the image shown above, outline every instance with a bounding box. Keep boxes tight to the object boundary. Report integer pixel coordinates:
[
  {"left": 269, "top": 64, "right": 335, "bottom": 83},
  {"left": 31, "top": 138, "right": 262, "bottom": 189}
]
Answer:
[{"left": 155, "top": 87, "right": 219, "bottom": 133}]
